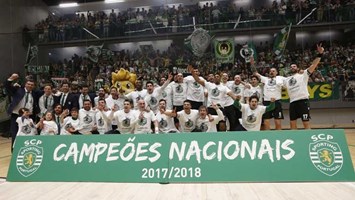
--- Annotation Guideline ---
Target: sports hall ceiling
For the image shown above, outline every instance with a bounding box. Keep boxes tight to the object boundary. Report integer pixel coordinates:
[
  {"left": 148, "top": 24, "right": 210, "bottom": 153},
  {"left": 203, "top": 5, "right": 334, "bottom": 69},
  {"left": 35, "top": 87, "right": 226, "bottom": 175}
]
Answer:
[{"left": 43, "top": 0, "right": 103, "bottom": 6}]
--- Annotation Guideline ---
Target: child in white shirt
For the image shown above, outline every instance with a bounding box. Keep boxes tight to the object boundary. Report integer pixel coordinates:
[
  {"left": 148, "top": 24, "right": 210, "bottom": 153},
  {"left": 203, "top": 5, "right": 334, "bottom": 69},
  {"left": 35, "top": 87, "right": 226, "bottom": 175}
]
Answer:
[{"left": 39, "top": 111, "right": 58, "bottom": 135}]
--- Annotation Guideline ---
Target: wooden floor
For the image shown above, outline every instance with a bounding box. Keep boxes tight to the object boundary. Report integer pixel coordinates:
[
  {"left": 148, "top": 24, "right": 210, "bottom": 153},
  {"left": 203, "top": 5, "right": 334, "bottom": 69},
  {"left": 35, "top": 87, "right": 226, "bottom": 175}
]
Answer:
[{"left": 1, "top": 130, "right": 355, "bottom": 200}]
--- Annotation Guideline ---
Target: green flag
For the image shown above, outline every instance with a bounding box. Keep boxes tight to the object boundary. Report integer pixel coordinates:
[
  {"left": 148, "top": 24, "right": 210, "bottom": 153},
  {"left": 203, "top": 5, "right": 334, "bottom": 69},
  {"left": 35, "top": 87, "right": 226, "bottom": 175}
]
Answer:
[
  {"left": 215, "top": 39, "right": 234, "bottom": 63},
  {"left": 184, "top": 28, "right": 211, "bottom": 57},
  {"left": 273, "top": 23, "right": 292, "bottom": 58},
  {"left": 248, "top": 41, "right": 257, "bottom": 61},
  {"left": 239, "top": 42, "right": 256, "bottom": 63}
]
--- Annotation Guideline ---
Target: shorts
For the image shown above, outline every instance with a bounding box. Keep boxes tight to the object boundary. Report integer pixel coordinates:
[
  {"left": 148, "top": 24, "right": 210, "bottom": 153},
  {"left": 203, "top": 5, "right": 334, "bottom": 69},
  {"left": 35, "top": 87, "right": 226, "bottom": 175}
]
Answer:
[
  {"left": 289, "top": 99, "right": 311, "bottom": 121},
  {"left": 263, "top": 100, "right": 284, "bottom": 120},
  {"left": 189, "top": 100, "right": 203, "bottom": 110}
]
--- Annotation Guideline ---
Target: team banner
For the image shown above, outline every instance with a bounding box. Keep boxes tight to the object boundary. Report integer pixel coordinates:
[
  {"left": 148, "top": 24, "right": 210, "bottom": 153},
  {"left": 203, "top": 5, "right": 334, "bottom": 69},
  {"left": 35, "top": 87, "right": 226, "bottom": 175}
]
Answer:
[
  {"left": 215, "top": 39, "right": 234, "bottom": 63},
  {"left": 7, "top": 129, "right": 355, "bottom": 183},
  {"left": 273, "top": 23, "right": 292, "bottom": 59},
  {"left": 184, "top": 28, "right": 211, "bottom": 57},
  {"left": 282, "top": 81, "right": 340, "bottom": 101}
]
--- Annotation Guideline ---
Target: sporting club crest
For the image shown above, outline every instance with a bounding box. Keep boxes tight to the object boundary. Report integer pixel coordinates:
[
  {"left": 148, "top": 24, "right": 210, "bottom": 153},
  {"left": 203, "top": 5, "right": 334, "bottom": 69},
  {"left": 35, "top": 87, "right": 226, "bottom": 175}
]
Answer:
[
  {"left": 200, "top": 122, "right": 208, "bottom": 132},
  {"left": 83, "top": 114, "right": 93, "bottom": 124},
  {"left": 16, "top": 144, "right": 43, "bottom": 177},
  {"left": 159, "top": 119, "right": 168, "bottom": 128},
  {"left": 193, "top": 82, "right": 200, "bottom": 88},
  {"left": 150, "top": 97, "right": 158, "bottom": 106},
  {"left": 234, "top": 87, "right": 241, "bottom": 94},
  {"left": 138, "top": 117, "right": 147, "bottom": 126},
  {"left": 122, "top": 117, "right": 131, "bottom": 127},
  {"left": 185, "top": 119, "right": 194, "bottom": 128},
  {"left": 98, "top": 117, "right": 104, "bottom": 127},
  {"left": 175, "top": 85, "right": 184, "bottom": 93},
  {"left": 211, "top": 88, "right": 220, "bottom": 97},
  {"left": 288, "top": 77, "right": 297, "bottom": 87},
  {"left": 268, "top": 79, "right": 276, "bottom": 86},
  {"left": 309, "top": 140, "right": 343, "bottom": 176},
  {"left": 247, "top": 114, "right": 256, "bottom": 123}
]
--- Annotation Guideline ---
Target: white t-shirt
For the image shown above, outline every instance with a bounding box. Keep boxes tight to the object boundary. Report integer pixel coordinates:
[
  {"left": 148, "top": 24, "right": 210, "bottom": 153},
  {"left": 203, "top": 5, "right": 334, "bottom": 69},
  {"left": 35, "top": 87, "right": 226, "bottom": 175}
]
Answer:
[
  {"left": 134, "top": 110, "right": 157, "bottom": 134},
  {"left": 95, "top": 110, "right": 113, "bottom": 134},
  {"left": 114, "top": 110, "right": 137, "bottom": 134},
  {"left": 221, "top": 82, "right": 235, "bottom": 107},
  {"left": 195, "top": 109, "right": 224, "bottom": 132},
  {"left": 244, "top": 85, "right": 263, "bottom": 104},
  {"left": 240, "top": 104, "right": 266, "bottom": 131},
  {"left": 105, "top": 95, "right": 125, "bottom": 110},
  {"left": 105, "top": 95, "right": 125, "bottom": 126},
  {"left": 61, "top": 117, "right": 81, "bottom": 135},
  {"left": 78, "top": 94, "right": 92, "bottom": 109},
  {"left": 171, "top": 82, "right": 187, "bottom": 106},
  {"left": 260, "top": 75, "right": 285, "bottom": 101},
  {"left": 162, "top": 84, "right": 173, "bottom": 110},
  {"left": 41, "top": 121, "right": 58, "bottom": 135},
  {"left": 184, "top": 76, "right": 205, "bottom": 102},
  {"left": 144, "top": 87, "right": 165, "bottom": 114},
  {"left": 78, "top": 109, "right": 97, "bottom": 135},
  {"left": 155, "top": 110, "right": 179, "bottom": 133},
  {"left": 284, "top": 70, "right": 310, "bottom": 102},
  {"left": 16, "top": 117, "right": 37, "bottom": 136},
  {"left": 177, "top": 109, "right": 199, "bottom": 132},
  {"left": 126, "top": 89, "right": 147, "bottom": 109},
  {"left": 227, "top": 81, "right": 246, "bottom": 103},
  {"left": 204, "top": 82, "right": 232, "bottom": 107}
]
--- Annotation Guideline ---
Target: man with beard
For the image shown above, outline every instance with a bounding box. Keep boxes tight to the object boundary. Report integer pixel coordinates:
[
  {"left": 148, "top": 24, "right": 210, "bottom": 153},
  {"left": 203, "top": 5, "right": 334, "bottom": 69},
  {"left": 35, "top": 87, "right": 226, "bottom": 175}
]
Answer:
[
  {"left": 55, "top": 82, "right": 77, "bottom": 111},
  {"left": 94, "top": 87, "right": 107, "bottom": 107},
  {"left": 190, "top": 68, "right": 237, "bottom": 131},
  {"left": 234, "top": 96, "right": 275, "bottom": 131},
  {"left": 53, "top": 103, "right": 64, "bottom": 135},
  {"left": 254, "top": 68, "right": 285, "bottom": 130},
  {"left": 78, "top": 99, "right": 98, "bottom": 135},
  {"left": 184, "top": 67, "right": 206, "bottom": 110},
  {"left": 77, "top": 85, "right": 95, "bottom": 109},
  {"left": 144, "top": 73, "right": 173, "bottom": 114},
  {"left": 284, "top": 44, "right": 324, "bottom": 129},
  {"left": 125, "top": 79, "right": 147, "bottom": 110},
  {"left": 170, "top": 73, "right": 187, "bottom": 112},
  {"left": 106, "top": 86, "right": 125, "bottom": 130},
  {"left": 155, "top": 99, "right": 179, "bottom": 133},
  {"left": 38, "top": 84, "right": 55, "bottom": 118}
]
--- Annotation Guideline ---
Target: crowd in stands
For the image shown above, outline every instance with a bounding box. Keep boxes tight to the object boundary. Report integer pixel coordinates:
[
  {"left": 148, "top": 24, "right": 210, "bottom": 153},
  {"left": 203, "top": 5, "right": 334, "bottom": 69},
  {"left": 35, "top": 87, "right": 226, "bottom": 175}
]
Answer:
[
  {"left": 2, "top": 38, "right": 353, "bottom": 149},
  {"left": 26, "top": 40, "right": 354, "bottom": 94},
  {"left": 25, "top": 0, "right": 355, "bottom": 43}
]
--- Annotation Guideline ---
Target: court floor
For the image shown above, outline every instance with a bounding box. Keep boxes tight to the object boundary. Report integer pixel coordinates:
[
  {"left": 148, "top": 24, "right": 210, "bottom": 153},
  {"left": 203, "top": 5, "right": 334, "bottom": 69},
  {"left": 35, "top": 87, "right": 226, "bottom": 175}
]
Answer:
[{"left": 1, "top": 129, "right": 355, "bottom": 200}]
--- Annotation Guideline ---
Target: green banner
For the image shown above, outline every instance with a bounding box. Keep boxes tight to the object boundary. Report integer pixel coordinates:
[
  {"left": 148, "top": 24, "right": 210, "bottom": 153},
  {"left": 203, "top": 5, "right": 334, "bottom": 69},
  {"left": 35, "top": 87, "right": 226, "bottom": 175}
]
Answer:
[
  {"left": 7, "top": 129, "right": 355, "bottom": 183},
  {"left": 215, "top": 39, "right": 234, "bottom": 63},
  {"left": 273, "top": 23, "right": 291, "bottom": 58},
  {"left": 282, "top": 82, "right": 340, "bottom": 101}
]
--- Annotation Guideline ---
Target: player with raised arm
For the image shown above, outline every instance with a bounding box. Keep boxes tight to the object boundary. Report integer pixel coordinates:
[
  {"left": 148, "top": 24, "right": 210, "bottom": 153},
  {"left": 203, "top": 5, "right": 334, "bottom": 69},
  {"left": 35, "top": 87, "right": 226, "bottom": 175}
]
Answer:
[{"left": 284, "top": 44, "right": 324, "bottom": 129}]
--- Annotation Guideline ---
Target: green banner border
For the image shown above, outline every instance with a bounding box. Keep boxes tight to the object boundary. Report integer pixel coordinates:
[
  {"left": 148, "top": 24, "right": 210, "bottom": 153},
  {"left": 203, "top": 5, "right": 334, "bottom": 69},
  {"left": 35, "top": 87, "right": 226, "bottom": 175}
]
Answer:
[{"left": 7, "top": 129, "right": 355, "bottom": 183}]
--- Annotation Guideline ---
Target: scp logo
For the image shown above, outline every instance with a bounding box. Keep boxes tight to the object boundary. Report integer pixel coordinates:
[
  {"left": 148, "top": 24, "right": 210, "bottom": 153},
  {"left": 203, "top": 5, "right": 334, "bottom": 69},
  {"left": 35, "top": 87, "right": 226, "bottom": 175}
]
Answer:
[
  {"left": 16, "top": 139, "right": 43, "bottom": 177},
  {"left": 309, "top": 134, "right": 343, "bottom": 176}
]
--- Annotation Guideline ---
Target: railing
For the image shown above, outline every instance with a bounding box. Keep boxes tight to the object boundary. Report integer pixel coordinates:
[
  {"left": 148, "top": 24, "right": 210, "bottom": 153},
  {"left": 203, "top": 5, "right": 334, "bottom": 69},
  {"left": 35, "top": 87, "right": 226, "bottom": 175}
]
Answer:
[{"left": 23, "top": 8, "right": 355, "bottom": 45}]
